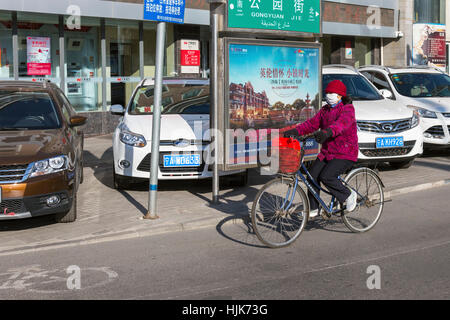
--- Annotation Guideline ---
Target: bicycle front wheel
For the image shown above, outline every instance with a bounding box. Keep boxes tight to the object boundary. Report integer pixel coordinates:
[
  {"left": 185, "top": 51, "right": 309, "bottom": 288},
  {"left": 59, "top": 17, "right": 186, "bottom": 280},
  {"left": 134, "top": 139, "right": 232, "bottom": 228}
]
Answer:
[
  {"left": 251, "top": 177, "right": 309, "bottom": 248},
  {"left": 342, "top": 168, "right": 384, "bottom": 233}
]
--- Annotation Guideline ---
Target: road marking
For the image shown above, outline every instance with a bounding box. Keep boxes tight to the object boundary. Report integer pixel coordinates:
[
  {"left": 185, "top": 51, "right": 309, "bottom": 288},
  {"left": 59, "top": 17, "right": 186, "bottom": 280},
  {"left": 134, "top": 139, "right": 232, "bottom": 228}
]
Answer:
[{"left": 125, "top": 239, "right": 450, "bottom": 300}]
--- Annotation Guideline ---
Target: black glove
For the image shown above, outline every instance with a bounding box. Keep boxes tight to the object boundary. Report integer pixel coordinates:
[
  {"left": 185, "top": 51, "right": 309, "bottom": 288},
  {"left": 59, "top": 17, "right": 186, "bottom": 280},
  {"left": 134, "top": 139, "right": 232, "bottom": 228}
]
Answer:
[
  {"left": 283, "top": 129, "right": 299, "bottom": 138},
  {"left": 314, "top": 128, "right": 333, "bottom": 144}
]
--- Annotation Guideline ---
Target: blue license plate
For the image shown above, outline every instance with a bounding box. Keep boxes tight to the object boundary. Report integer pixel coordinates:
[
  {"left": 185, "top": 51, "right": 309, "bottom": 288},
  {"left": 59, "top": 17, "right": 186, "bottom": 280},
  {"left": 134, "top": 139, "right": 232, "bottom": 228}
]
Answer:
[
  {"left": 163, "top": 154, "right": 201, "bottom": 167},
  {"left": 376, "top": 137, "right": 404, "bottom": 148}
]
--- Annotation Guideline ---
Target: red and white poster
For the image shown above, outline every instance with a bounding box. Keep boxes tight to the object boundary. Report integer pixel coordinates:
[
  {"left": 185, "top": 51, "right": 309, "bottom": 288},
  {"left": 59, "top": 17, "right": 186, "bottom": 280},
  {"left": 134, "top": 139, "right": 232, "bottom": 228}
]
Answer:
[
  {"left": 180, "top": 39, "right": 200, "bottom": 74},
  {"left": 27, "top": 37, "right": 51, "bottom": 76},
  {"left": 413, "top": 24, "right": 446, "bottom": 71}
]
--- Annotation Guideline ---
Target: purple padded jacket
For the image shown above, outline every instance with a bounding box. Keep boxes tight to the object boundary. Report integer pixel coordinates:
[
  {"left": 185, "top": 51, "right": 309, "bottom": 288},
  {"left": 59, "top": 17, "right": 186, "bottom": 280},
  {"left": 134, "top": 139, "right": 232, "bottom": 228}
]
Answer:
[{"left": 294, "top": 101, "right": 359, "bottom": 162}]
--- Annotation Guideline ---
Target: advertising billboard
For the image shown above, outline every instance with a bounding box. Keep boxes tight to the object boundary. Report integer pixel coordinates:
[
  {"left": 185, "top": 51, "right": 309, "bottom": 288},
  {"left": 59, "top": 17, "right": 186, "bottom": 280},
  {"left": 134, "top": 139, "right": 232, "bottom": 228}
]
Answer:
[
  {"left": 413, "top": 23, "right": 446, "bottom": 71},
  {"left": 224, "top": 38, "right": 321, "bottom": 170}
]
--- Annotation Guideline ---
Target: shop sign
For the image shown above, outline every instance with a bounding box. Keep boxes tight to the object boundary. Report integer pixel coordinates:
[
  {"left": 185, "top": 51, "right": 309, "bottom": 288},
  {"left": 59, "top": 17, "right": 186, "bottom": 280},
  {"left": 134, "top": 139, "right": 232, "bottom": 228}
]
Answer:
[
  {"left": 143, "top": 0, "right": 186, "bottom": 24},
  {"left": 227, "top": 0, "right": 321, "bottom": 34},
  {"left": 413, "top": 23, "right": 446, "bottom": 71},
  {"left": 27, "top": 37, "right": 51, "bottom": 76},
  {"left": 180, "top": 39, "right": 200, "bottom": 74}
]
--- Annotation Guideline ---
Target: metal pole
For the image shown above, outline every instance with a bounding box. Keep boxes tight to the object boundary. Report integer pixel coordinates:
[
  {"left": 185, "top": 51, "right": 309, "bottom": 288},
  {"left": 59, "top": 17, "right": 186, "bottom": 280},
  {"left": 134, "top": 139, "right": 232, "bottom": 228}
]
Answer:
[
  {"left": 144, "top": 21, "right": 166, "bottom": 220},
  {"left": 12, "top": 12, "right": 18, "bottom": 81},
  {"left": 211, "top": 11, "right": 220, "bottom": 204},
  {"left": 59, "top": 15, "right": 65, "bottom": 92},
  {"left": 101, "top": 19, "right": 107, "bottom": 112},
  {"left": 139, "top": 21, "right": 145, "bottom": 80}
]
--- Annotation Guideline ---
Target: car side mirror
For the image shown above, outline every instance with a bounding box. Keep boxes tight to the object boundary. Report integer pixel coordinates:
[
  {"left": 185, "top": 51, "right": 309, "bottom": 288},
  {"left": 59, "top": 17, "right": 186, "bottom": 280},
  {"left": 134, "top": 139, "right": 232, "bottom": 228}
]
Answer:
[
  {"left": 379, "top": 89, "right": 393, "bottom": 99},
  {"left": 110, "top": 104, "right": 125, "bottom": 115},
  {"left": 69, "top": 115, "right": 87, "bottom": 127}
]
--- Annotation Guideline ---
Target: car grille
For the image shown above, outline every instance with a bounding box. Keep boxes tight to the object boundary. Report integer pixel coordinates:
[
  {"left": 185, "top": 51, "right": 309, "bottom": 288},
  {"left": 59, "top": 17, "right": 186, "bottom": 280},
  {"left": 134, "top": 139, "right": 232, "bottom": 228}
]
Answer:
[
  {"left": 137, "top": 152, "right": 205, "bottom": 173},
  {"left": 359, "top": 141, "right": 415, "bottom": 158},
  {"left": 0, "top": 199, "right": 27, "bottom": 214},
  {"left": 357, "top": 119, "right": 412, "bottom": 133},
  {"left": 425, "top": 126, "right": 447, "bottom": 137},
  {"left": 0, "top": 164, "right": 31, "bottom": 184}
]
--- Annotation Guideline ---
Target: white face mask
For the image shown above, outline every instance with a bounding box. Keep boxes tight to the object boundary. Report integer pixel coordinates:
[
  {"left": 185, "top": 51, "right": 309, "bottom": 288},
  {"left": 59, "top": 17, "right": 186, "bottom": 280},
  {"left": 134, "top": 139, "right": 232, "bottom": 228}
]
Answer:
[{"left": 325, "top": 93, "right": 340, "bottom": 106}]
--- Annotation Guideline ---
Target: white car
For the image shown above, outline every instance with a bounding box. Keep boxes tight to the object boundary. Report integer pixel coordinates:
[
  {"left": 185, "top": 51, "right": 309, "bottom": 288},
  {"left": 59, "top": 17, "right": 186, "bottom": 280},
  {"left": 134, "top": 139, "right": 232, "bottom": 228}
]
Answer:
[
  {"left": 323, "top": 65, "right": 423, "bottom": 169},
  {"left": 359, "top": 65, "right": 450, "bottom": 149},
  {"left": 111, "top": 78, "right": 246, "bottom": 189}
]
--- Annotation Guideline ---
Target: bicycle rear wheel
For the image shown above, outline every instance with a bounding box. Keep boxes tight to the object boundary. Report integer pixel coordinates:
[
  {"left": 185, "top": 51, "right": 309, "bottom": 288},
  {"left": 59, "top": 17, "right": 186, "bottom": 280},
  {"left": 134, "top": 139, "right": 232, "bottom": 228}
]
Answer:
[
  {"left": 251, "top": 177, "right": 309, "bottom": 248},
  {"left": 341, "top": 168, "right": 384, "bottom": 233}
]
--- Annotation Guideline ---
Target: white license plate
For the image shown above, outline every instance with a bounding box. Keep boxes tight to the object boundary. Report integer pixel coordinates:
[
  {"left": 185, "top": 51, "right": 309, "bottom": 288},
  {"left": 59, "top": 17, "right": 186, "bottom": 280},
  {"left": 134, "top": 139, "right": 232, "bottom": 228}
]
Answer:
[
  {"left": 376, "top": 136, "right": 404, "bottom": 148},
  {"left": 163, "top": 154, "right": 201, "bottom": 167}
]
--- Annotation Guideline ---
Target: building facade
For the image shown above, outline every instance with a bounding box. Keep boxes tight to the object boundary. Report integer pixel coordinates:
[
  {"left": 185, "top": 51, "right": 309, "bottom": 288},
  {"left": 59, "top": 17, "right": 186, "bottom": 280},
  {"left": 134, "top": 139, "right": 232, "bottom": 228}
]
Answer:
[
  {"left": 0, "top": 0, "right": 401, "bottom": 135},
  {"left": 321, "top": 0, "right": 399, "bottom": 68},
  {"left": 383, "top": 0, "right": 447, "bottom": 71},
  {"left": 0, "top": 0, "right": 211, "bottom": 135}
]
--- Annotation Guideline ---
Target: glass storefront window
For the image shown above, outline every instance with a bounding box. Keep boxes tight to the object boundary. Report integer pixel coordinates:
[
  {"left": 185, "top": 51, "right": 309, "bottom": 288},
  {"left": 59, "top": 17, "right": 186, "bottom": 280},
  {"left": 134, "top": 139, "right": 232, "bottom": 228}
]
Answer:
[
  {"left": 415, "top": 0, "right": 446, "bottom": 24},
  {"left": 17, "top": 12, "right": 60, "bottom": 83},
  {"left": 105, "top": 19, "right": 140, "bottom": 108},
  {"left": 354, "top": 37, "right": 372, "bottom": 68},
  {"left": 143, "top": 22, "right": 175, "bottom": 79},
  {"left": 64, "top": 16, "right": 102, "bottom": 112},
  {"left": 0, "top": 11, "right": 12, "bottom": 79}
]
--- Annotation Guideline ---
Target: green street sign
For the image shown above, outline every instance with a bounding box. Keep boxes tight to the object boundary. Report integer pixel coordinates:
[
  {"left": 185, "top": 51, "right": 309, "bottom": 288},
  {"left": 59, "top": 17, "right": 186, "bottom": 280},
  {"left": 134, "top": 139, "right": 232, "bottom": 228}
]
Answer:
[
  {"left": 227, "top": 0, "right": 321, "bottom": 34},
  {"left": 228, "top": 0, "right": 321, "bottom": 33}
]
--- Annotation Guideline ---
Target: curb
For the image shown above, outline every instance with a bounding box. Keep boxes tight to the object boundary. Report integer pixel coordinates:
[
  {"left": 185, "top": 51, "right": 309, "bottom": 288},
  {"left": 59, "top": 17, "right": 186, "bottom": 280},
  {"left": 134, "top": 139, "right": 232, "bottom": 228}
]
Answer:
[{"left": 0, "top": 179, "right": 449, "bottom": 257}]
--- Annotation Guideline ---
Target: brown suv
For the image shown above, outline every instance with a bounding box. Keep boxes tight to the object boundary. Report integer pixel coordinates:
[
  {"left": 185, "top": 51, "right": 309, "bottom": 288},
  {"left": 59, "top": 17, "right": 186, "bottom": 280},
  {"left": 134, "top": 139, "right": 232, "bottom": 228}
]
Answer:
[{"left": 0, "top": 81, "right": 86, "bottom": 223}]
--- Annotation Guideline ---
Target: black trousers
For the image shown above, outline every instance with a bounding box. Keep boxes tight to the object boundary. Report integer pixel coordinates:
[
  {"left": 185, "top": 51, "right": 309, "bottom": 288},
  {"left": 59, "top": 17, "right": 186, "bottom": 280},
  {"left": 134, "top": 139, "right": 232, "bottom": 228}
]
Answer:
[{"left": 307, "top": 158, "right": 355, "bottom": 210}]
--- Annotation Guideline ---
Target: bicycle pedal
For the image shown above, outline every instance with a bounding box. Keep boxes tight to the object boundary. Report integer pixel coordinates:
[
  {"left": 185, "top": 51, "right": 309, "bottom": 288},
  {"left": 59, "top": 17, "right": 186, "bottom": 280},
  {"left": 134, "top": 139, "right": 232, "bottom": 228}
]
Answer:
[{"left": 320, "top": 210, "right": 332, "bottom": 220}]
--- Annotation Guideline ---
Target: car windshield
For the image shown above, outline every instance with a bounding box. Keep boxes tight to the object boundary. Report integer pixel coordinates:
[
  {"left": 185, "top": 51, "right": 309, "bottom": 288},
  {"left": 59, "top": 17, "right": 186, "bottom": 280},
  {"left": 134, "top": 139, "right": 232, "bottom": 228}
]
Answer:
[
  {"left": 128, "top": 83, "right": 210, "bottom": 115},
  {"left": 323, "top": 74, "right": 383, "bottom": 101},
  {"left": 389, "top": 72, "right": 450, "bottom": 97},
  {"left": 0, "top": 91, "right": 61, "bottom": 130}
]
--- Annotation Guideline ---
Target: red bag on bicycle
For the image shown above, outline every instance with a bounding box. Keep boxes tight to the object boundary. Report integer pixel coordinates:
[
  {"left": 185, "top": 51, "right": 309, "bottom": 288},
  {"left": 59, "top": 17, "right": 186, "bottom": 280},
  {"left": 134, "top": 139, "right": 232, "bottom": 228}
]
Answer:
[{"left": 272, "top": 137, "right": 301, "bottom": 174}]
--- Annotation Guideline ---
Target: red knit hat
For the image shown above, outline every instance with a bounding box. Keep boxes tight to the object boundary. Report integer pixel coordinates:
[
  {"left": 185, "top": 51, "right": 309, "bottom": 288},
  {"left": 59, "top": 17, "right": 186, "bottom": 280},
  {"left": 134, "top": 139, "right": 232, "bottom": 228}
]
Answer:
[{"left": 325, "top": 80, "right": 347, "bottom": 96}]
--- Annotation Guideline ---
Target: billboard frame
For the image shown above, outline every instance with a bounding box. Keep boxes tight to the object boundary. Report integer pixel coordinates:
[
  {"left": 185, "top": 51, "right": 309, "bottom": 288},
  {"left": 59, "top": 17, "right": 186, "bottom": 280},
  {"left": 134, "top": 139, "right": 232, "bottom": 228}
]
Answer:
[{"left": 221, "top": 37, "right": 323, "bottom": 171}]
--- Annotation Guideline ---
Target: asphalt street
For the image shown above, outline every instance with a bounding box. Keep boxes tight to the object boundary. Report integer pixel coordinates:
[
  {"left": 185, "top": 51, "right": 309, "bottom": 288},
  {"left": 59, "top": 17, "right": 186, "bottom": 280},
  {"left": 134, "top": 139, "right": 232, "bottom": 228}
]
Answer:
[{"left": 0, "top": 184, "right": 449, "bottom": 300}]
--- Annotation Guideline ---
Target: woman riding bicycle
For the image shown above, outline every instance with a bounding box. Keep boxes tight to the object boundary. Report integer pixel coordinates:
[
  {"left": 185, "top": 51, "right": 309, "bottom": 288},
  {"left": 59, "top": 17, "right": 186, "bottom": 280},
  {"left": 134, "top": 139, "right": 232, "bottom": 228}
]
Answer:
[{"left": 282, "top": 80, "right": 359, "bottom": 218}]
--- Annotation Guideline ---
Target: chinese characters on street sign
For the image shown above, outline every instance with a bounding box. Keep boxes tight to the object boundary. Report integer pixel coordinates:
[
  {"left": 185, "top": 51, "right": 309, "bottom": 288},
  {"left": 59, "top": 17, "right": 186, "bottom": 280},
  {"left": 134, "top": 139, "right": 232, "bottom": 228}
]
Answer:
[
  {"left": 228, "top": 0, "right": 320, "bottom": 34},
  {"left": 143, "top": 0, "right": 186, "bottom": 24}
]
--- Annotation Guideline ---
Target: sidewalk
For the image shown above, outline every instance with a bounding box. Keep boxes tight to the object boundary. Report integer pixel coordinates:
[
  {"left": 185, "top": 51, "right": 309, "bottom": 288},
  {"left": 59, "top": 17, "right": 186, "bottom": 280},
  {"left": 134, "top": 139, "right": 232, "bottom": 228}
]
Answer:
[{"left": 0, "top": 134, "right": 449, "bottom": 256}]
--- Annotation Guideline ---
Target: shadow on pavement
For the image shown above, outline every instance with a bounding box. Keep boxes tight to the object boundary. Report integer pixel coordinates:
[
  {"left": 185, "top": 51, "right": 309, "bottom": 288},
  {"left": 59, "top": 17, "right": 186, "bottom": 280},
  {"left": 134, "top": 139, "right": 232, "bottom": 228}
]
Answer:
[{"left": 0, "top": 214, "right": 56, "bottom": 232}]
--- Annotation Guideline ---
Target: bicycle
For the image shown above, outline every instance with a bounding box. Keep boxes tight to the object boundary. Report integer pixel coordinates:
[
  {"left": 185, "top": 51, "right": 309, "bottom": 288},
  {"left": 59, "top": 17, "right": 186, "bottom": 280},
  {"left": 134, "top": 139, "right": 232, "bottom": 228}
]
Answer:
[{"left": 251, "top": 134, "right": 386, "bottom": 248}]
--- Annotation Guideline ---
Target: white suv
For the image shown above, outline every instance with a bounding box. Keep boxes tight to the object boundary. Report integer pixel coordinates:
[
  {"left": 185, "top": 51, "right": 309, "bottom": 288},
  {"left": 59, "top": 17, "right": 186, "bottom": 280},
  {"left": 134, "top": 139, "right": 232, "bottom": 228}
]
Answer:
[
  {"left": 323, "top": 65, "right": 423, "bottom": 169},
  {"left": 359, "top": 66, "right": 450, "bottom": 149},
  {"left": 111, "top": 78, "right": 245, "bottom": 189}
]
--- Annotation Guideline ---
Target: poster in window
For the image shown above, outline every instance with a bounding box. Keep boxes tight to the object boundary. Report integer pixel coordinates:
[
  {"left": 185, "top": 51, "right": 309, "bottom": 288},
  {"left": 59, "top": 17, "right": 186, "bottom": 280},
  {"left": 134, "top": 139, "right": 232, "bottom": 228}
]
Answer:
[
  {"left": 27, "top": 37, "right": 51, "bottom": 76},
  {"left": 413, "top": 24, "right": 446, "bottom": 71}
]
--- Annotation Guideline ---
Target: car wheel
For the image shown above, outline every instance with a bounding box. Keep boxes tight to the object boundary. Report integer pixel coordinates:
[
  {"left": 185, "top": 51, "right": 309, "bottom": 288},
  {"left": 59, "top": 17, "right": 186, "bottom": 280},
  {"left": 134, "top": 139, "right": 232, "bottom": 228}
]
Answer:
[
  {"left": 113, "top": 165, "right": 130, "bottom": 190},
  {"left": 55, "top": 191, "right": 77, "bottom": 223},
  {"left": 389, "top": 159, "right": 414, "bottom": 169}
]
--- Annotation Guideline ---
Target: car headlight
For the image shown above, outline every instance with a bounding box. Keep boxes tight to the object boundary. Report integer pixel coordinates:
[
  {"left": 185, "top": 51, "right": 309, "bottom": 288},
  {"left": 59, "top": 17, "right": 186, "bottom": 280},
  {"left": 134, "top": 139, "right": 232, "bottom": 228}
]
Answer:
[
  {"left": 407, "top": 105, "right": 437, "bottom": 118},
  {"left": 410, "top": 111, "right": 420, "bottom": 128},
  {"left": 119, "top": 130, "right": 147, "bottom": 147},
  {"left": 30, "top": 156, "right": 68, "bottom": 178}
]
